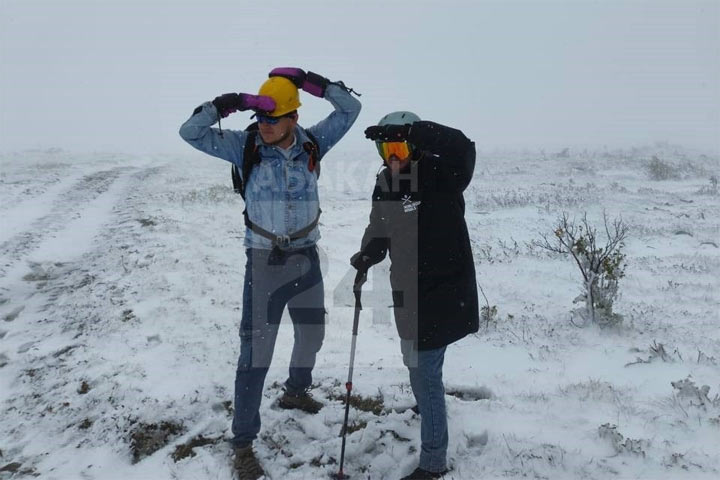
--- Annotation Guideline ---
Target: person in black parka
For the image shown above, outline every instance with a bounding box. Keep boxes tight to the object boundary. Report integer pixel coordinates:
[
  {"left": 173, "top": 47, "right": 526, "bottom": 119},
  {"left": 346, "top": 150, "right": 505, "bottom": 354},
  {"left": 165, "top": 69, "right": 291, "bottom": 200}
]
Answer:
[{"left": 350, "top": 111, "right": 479, "bottom": 480}]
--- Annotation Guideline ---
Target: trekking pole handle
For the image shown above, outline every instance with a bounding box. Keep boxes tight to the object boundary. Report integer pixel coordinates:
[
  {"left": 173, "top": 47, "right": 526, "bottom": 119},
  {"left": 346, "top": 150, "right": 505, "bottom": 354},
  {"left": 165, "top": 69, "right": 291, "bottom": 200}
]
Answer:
[
  {"left": 353, "top": 269, "right": 367, "bottom": 307},
  {"left": 353, "top": 269, "right": 367, "bottom": 288}
]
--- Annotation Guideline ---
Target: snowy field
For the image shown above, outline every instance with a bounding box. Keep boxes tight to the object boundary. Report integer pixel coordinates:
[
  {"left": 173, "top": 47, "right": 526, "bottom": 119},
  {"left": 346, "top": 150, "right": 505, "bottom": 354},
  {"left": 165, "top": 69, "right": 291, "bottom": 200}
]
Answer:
[{"left": 1, "top": 144, "right": 719, "bottom": 480}]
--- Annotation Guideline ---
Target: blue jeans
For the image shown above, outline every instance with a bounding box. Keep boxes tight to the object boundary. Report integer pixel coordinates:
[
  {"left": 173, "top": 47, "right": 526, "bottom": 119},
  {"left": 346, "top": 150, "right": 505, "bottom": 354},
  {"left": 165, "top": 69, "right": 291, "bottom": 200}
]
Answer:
[
  {"left": 231, "top": 247, "right": 325, "bottom": 447},
  {"left": 401, "top": 340, "right": 448, "bottom": 473}
]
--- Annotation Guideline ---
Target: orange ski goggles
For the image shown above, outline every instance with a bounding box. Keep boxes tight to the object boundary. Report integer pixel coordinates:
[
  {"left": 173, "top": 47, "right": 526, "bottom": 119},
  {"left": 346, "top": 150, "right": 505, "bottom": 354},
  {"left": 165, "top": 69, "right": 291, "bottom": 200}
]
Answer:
[{"left": 378, "top": 141, "right": 412, "bottom": 162}]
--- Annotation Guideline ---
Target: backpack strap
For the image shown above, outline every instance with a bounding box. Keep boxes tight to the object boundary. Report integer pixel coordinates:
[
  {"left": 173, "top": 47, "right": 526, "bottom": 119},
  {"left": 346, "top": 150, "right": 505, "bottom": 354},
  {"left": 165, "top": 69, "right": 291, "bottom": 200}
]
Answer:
[
  {"left": 303, "top": 129, "right": 322, "bottom": 177},
  {"left": 231, "top": 163, "right": 243, "bottom": 194},
  {"left": 237, "top": 122, "right": 261, "bottom": 199}
]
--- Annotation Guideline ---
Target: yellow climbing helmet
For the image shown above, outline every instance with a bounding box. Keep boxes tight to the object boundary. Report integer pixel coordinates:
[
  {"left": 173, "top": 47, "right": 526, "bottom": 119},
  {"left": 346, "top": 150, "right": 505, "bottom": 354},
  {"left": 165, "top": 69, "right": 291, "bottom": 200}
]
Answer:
[{"left": 258, "top": 76, "right": 301, "bottom": 117}]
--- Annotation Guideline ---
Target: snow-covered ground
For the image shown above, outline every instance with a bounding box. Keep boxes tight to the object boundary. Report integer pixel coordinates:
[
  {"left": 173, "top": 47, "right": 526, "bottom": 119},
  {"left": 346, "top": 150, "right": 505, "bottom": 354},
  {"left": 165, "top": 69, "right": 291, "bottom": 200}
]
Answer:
[{"left": 1, "top": 144, "right": 718, "bottom": 480}]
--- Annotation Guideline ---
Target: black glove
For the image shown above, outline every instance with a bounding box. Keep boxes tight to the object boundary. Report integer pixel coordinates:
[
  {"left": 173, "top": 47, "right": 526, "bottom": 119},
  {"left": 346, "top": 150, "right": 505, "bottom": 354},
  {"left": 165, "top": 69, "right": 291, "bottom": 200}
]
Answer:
[
  {"left": 364, "top": 124, "right": 412, "bottom": 142},
  {"left": 351, "top": 252, "right": 373, "bottom": 291},
  {"left": 212, "top": 93, "right": 242, "bottom": 118},
  {"left": 350, "top": 251, "right": 372, "bottom": 271},
  {"left": 353, "top": 268, "right": 368, "bottom": 292}
]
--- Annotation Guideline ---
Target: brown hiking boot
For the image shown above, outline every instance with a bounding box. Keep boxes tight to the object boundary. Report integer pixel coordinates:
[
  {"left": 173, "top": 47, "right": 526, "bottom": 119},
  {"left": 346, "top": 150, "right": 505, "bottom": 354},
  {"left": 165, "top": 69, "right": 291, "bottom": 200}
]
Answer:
[
  {"left": 277, "top": 390, "right": 323, "bottom": 414},
  {"left": 232, "top": 445, "right": 264, "bottom": 480},
  {"left": 400, "top": 467, "right": 448, "bottom": 479}
]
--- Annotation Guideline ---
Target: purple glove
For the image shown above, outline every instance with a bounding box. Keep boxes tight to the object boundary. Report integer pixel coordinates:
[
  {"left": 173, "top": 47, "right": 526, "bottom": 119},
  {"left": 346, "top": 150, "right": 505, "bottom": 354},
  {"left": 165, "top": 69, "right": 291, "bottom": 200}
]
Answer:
[
  {"left": 241, "top": 94, "right": 275, "bottom": 113},
  {"left": 269, "top": 67, "right": 306, "bottom": 88},
  {"left": 212, "top": 93, "right": 275, "bottom": 118},
  {"left": 303, "top": 71, "right": 329, "bottom": 98},
  {"left": 269, "top": 67, "right": 330, "bottom": 98}
]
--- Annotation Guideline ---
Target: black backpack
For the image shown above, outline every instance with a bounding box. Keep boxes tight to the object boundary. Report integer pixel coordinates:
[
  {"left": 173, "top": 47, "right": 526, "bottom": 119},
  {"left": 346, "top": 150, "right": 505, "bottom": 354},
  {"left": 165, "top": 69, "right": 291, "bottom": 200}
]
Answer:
[{"left": 231, "top": 122, "right": 322, "bottom": 199}]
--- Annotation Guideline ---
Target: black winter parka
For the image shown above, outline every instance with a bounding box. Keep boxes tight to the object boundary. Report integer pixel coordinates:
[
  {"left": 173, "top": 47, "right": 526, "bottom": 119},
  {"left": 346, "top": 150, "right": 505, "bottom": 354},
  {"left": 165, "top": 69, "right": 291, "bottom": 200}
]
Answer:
[{"left": 354, "top": 121, "right": 479, "bottom": 350}]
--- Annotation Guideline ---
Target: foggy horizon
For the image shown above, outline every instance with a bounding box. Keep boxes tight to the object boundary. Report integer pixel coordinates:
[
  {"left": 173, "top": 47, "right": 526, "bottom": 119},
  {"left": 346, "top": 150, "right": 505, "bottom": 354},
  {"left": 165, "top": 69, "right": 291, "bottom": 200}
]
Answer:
[{"left": 1, "top": 0, "right": 718, "bottom": 155}]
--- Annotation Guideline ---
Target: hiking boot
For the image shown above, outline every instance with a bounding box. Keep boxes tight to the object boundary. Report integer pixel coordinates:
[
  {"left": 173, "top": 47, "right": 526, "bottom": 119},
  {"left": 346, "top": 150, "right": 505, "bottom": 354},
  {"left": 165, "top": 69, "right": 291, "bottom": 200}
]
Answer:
[
  {"left": 400, "top": 467, "right": 448, "bottom": 480},
  {"left": 277, "top": 390, "right": 323, "bottom": 414},
  {"left": 232, "top": 445, "right": 264, "bottom": 480}
]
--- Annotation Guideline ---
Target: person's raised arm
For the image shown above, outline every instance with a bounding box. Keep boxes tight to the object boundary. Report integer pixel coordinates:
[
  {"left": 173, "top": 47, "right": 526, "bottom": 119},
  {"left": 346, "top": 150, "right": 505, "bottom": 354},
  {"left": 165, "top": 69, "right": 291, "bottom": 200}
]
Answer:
[
  {"left": 365, "top": 121, "right": 476, "bottom": 193},
  {"left": 178, "top": 93, "right": 274, "bottom": 164},
  {"left": 268, "top": 67, "right": 361, "bottom": 157}
]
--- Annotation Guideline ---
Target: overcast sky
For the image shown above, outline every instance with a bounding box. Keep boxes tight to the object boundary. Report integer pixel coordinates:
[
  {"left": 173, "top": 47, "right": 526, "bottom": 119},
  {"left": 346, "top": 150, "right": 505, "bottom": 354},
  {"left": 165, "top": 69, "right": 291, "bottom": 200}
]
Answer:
[{"left": 1, "top": 0, "right": 718, "bottom": 154}]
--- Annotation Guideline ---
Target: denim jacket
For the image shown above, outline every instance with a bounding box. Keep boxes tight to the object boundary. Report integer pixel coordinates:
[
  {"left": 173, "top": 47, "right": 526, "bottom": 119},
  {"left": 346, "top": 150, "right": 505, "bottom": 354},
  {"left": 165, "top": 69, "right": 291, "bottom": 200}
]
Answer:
[{"left": 179, "top": 84, "right": 361, "bottom": 249}]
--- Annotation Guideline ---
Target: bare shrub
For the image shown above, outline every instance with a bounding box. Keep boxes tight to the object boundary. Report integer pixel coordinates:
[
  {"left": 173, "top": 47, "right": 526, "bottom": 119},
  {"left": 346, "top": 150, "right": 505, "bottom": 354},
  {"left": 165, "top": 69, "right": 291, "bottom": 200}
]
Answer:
[
  {"left": 646, "top": 155, "right": 709, "bottom": 180},
  {"left": 598, "top": 423, "right": 647, "bottom": 457},
  {"left": 478, "top": 282, "right": 498, "bottom": 329},
  {"left": 671, "top": 376, "right": 719, "bottom": 410},
  {"left": 696, "top": 350, "right": 718, "bottom": 366},
  {"left": 646, "top": 156, "right": 678, "bottom": 180},
  {"left": 625, "top": 341, "right": 683, "bottom": 367},
  {"left": 697, "top": 175, "right": 719, "bottom": 195},
  {"left": 533, "top": 212, "right": 628, "bottom": 326},
  {"left": 559, "top": 379, "right": 625, "bottom": 403}
]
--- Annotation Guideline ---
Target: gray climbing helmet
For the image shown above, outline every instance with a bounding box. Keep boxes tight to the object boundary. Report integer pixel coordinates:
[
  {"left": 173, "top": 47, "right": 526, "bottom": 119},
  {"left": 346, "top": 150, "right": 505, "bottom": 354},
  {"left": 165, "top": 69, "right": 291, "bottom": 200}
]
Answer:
[
  {"left": 378, "top": 111, "right": 421, "bottom": 127},
  {"left": 375, "top": 111, "right": 421, "bottom": 159}
]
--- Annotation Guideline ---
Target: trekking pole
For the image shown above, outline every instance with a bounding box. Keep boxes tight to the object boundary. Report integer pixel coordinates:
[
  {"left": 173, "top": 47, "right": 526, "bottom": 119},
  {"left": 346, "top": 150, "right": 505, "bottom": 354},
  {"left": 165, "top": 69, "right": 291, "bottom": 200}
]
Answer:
[{"left": 334, "top": 269, "right": 367, "bottom": 480}]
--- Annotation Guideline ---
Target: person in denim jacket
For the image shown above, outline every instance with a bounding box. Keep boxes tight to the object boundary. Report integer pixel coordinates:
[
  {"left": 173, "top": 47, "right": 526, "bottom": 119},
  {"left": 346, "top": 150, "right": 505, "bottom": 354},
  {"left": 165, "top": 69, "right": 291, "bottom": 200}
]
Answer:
[{"left": 180, "top": 68, "right": 360, "bottom": 480}]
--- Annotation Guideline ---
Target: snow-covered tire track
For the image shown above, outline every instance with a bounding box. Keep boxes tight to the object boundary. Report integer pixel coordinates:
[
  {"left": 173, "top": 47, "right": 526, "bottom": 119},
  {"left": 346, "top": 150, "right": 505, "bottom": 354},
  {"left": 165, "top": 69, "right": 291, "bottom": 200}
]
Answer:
[
  {"left": 0, "top": 164, "right": 167, "bottom": 432},
  {"left": 0, "top": 167, "right": 128, "bottom": 278}
]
